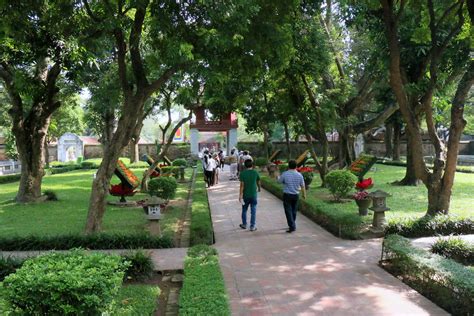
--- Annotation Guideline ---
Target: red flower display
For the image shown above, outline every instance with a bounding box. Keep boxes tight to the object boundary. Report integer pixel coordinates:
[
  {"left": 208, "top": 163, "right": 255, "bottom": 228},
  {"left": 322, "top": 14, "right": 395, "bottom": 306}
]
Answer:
[
  {"left": 296, "top": 166, "right": 314, "bottom": 173},
  {"left": 272, "top": 160, "right": 283, "bottom": 165},
  {"left": 109, "top": 184, "right": 136, "bottom": 196},
  {"left": 150, "top": 171, "right": 160, "bottom": 178},
  {"left": 356, "top": 178, "right": 373, "bottom": 190}
]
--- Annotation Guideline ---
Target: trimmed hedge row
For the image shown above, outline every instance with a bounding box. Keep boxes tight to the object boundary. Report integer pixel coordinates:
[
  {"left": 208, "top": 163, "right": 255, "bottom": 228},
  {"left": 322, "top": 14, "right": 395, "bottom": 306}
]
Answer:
[
  {"left": 377, "top": 159, "right": 474, "bottom": 174},
  {"left": 385, "top": 215, "right": 474, "bottom": 238},
  {"left": 190, "top": 169, "right": 214, "bottom": 245},
  {"left": 179, "top": 245, "right": 230, "bottom": 316},
  {"left": 260, "top": 176, "right": 364, "bottom": 239},
  {"left": 0, "top": 233, "right": 173, "bottom": 251},
  {"left": 382, "top": 235, "right": 474, "bottom": 315},
  {"left": 0, "top": 174, "right": 21, "bottom": 184},
  {"left": 431, "top": 237, "right": 474, "bottom": 266},
  {"left": 0, "top": 250, "right": 155, "bottom": 282}
]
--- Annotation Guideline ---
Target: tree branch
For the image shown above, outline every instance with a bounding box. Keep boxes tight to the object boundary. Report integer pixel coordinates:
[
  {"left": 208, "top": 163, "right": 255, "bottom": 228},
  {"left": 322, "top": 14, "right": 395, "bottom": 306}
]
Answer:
[
  {"left": 82, "top": 0, "right": 103, "bottom": 23},
  {"left": 353, "top": 103, "right": 399, "bottom": 133},
  {"left": 129, "top": 2, "right": 149, "bottom": 89},
  {"left": 113, "top": 29, "right": 131, "bottom": 101},
  {"left": 144, "top": 64, "right": 187, "bottom": 99}
]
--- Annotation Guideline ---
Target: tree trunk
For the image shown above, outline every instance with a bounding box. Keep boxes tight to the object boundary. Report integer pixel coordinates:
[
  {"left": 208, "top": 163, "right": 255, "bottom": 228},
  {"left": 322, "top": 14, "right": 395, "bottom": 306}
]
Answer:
[
  {"left": 396, "top": 138, "right": 421, "bottom": 185},
  {"left": 392, "top": 122, "right": 401, "bottom": 161},
  {"left": 263, "top": 127, "right": 269, "bottom": 161},
  {"left": 283, "top": 121, "right": 291, "bottom": 160},
  {"left": 15, "top": 129, "right": 47, "bottom": 202},
  {"left": 338, "top": 127, "right": 354, "bottom": 168},
  {"left": 384, "top": 122, "right": 393, "bottom": 158},
  {"left": 426, "top": 183, "right": 449, "bottom": 216},
  {"left": 129, "top": 139, "right": 139, "bottom": 163}
]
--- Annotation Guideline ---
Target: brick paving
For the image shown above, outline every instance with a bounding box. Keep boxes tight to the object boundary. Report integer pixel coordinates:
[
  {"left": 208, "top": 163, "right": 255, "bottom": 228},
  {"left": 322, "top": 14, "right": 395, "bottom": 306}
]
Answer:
[{"left": 208, "top": 171, "right": 448, "bottom": 316}]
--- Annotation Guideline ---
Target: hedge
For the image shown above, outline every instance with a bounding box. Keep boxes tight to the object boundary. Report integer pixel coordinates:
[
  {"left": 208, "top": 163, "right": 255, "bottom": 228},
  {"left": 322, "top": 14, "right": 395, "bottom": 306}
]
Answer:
[
  {"left": 190, "top": 169, "right": 214, "bottom": 245},
  {"left": 1, "top": 250, "right": 127, "bottom": 315},
  {"left": 0, "top": 174, "right": 21, "bottom": 184},
  {"left": 382, "top": 235, "right": 474, "bottom": 315},
  {"left": 261, "top": 176, "right": 364, "bottom": 239},
  {"left": 179, "top": 245, "right": 230, "bottom": 316},
  {"left": 385, "top": 215, "right": 474, "bottom": 238},
  {"left": 48, "top": 165, "right": 81, "bottom": 174},
  {"left": 377, "top": 159, "right": 474, "bottom": 174},
  {"left": 431, "top": 237, "right": 474, "bottom": 266},
  {"left": 0, "top": 233, "right": 173, "bottom": 251},
  {"left": 0, "top": 250, "right": 155, "bottom": 282}
]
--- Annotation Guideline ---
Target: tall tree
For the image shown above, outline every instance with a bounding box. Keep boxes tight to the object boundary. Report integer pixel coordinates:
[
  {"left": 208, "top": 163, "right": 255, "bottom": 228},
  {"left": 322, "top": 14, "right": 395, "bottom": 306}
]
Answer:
[
  {"left": 0, "top": 1, "right": 88, "bottom": 202},
  {"left": 381, "top": 0, "right": 473, "bottom": 215}
]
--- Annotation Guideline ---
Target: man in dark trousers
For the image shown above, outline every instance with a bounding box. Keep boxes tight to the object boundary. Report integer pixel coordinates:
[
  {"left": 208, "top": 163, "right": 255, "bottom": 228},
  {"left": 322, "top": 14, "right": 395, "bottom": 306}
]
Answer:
[
  {"left": 278, "top": 159, "right": 306, "bottom": 233},
  {"left": 238, "top": 159, "right": 261, "bottom": 231}
]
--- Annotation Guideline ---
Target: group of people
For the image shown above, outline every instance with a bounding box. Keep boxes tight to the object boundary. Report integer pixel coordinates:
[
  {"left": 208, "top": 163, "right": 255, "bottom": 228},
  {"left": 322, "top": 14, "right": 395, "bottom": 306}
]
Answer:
[
  {"left": 201, "top": 149, "right": 225, "bottom": 188},
  {"left": 238, "top": 158, "right": 306, "bottom": 233},
  {"left": 228, "top": 148, "right": 253, "bottom": 181}
]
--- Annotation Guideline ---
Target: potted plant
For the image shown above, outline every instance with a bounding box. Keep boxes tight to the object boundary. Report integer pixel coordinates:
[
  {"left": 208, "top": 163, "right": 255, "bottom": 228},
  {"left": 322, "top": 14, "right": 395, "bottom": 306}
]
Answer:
[
  {"left": 353, "top": 178, "right": 374, "bottom": 216},
  {"left": 109, "top": 183, "right": 136, "bottom": 203},
  {"left": 296, "top": 166, "right": 314, "bottom": 190}
]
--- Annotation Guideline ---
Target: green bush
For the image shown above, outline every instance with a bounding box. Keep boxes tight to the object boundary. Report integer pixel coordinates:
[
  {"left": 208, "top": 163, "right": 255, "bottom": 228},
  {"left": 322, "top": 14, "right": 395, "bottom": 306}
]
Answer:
[
  {"left": 278, "top": 163, "right": 288, "bottom": 173},
  {"left": 260, "top": 176, "right": 364, "bottom": 239},
  {"left": 43, "top": 190, "right": 58, "bottom": 201},
  {"left": 49, "top": 161, "right": 77, "bottom": 168},
  {"left": 0, "top": 257, "right": 23, "bottom": 282},
  {"left": 81, "top": 161, "right": 98, "bottom": 169},
  {"left": 76, "top": 157, "right": 83, "bottom": 164},
  {"left": 254, "top": 157, "right": 268, "bottom": 167},
  {"left": 122, "top": 250, "right": 155, "bottom": 281},
  {"left": 431, "top": 237, "right": 474, "bottom": 266},
  {"left": 0, "top": 233, "right": 173, "bottom": 251},
  {"left": 385, "top": 215, "right": 474, "bottom": 237},
  {"left": 48, "top": 165, "right": 81, "bottom": 174},
  {"left": 113, "top": 285, "right": 159, "bottom": 315},
  {"left": 148, "top": 176, "right": 178, "bottom": 200},
  {"left": 179, "top": 245, "right": 230, "bottom": 316},
  {"left": 190, "top": 171, "right": 214, "bottom": 245},
  {"left": 382, "top": 235, "right": 474, "bottom": 315},
  {"left": 2, "top": 250, "right": 127, "bottom": 315},
  {"left": 1, "top": 251, "right": 154, "bottom": 282},
  {"left": 172, "top": 158, "right": 187, "bottom": 167},
  {"left": 0, "top": 174, "right": 21, "bottom": 184},
  {"left": 325, "top": 170, "right": 357, "bottom": 201},
  {"left": 129, "top": 161, "right": 148, "bottom": 168}
]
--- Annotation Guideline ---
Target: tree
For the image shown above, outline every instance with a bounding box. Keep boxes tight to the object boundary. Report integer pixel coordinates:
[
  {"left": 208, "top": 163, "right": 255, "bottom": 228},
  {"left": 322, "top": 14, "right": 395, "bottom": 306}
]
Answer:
[
  {"left": 0, "top": 1, "right": 88, "bottom": 202},
  {"left": 381, "top": 0, "right": 473, "bottom": 215}
]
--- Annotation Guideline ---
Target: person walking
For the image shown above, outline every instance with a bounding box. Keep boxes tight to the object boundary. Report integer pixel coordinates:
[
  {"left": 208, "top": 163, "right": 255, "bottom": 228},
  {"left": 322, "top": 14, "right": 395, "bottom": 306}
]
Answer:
[
  {"left": 229, "top": 148, "right": 238, "bottom": 180},
  {"left": 278, "top": 159, "right": 306, "bottom": 233},
  {"left": 238, "top": 159, "right": 261, "bottom": 231},
  {"left": 204, "top": 154, "right": 217, "bottom": 188}
]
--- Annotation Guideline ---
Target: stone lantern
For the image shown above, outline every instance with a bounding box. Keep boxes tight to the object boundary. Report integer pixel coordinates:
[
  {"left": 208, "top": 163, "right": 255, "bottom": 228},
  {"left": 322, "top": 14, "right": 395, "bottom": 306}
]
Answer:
[
  {"left": 369, "top": 190, "right": 391, "bottom": 232},
  {"left": 144, "top": 196, "right": 165, "bottom": 236}
]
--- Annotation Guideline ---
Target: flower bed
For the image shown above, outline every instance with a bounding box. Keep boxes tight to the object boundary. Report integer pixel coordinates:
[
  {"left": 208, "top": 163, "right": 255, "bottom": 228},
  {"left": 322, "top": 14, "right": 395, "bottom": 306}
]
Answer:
[
  {"left": 115, "top": 160, "right": 140, "bottom": 188},
  {"left": 349, "top": 154, "right": 377, "bottom": 179}
]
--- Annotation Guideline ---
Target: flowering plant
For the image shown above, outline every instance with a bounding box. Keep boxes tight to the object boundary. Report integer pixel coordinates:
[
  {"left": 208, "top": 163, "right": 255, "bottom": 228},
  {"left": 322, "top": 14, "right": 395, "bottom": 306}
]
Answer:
[
  {"left": 116, "top": 160, "right": 140, "bottom": 188},
  {"left": 353, "top": 191, "right": 369, "bottom": 201},
  {"left": 296, "top": 166, "right": 314, "bottom": 183},
  {"left": 272, "top": 160, "right": 283, "bottom": 165},
  {"left": 150, "top": 170, "right": 160, "bottom": 178},
  {"left": 356, "top": 178, "right": 373, "bottom": 191},
  {"left": 109, "top": 184, "right": 136, "bottom": 196}
]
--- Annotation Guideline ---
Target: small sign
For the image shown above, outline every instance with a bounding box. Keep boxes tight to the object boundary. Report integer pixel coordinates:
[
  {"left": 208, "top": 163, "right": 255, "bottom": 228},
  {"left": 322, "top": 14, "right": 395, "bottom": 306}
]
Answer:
[
  {"left": 147, "top": 205, "right": 161, "bottom": 220},
  {"left": 173, "top": 126, "right": 184, "bottom": 142}
]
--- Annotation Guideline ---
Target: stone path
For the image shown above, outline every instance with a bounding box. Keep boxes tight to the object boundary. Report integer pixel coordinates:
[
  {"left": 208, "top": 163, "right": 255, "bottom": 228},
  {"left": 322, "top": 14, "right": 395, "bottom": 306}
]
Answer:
[
  {"left": 208, "top": 171, "right": 448, "bottom": 315},
  {"left": 1, "top": 248, "right": 188, "bottom": 271}
]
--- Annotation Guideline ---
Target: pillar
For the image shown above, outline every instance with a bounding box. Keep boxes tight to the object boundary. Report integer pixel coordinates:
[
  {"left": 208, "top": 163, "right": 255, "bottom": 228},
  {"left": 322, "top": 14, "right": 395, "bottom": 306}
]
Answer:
[
  {"left": 190, "top": 128, "right": 199, "bottom": 155},
  {"left": 228, "top": 128, "right": 238, "bottom": 154}
]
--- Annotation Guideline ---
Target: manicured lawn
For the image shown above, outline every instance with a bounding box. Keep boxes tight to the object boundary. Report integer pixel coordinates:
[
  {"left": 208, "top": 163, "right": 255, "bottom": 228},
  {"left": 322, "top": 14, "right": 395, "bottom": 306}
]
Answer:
[
  {"left": 307, "top": 163, "right": 473, "bottom": 220},
  {"left": 0, "top": 168, "right": 193, "bottom": 238}
]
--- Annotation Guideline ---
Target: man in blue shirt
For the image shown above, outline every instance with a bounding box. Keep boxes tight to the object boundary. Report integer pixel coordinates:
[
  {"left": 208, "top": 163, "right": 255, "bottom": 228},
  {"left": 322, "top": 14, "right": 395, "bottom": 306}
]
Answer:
[{"left": 278, "top": 159, "right": 306, "bottom": 233}]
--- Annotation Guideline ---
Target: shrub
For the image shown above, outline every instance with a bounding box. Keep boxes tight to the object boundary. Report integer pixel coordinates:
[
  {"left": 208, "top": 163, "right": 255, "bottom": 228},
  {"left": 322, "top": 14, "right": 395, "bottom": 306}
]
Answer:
[
  {"left": 325, "top": 170, "right": 357, "bottom": 201},
  {"left": 0, "top": 234, "right": 173, "bottom": 251},
  {"left": 48, "top": 165, "right": 80, "bottom": 174},
  {"left": 81, "top": 161, "right": 98, "bottom": 169},
  {"left": 148, "top": 176, "right": 178, "bottom": 200},
  {"left": 160, "top": 166, "right": 179, "bottom": 178},
  {"left": 172, "top": 158, "right": 187, "bottom": 167},
  {"left": 43, "top": 190, "right": 58, "bottom": 201},
  {"left": 2, "top": 250, "right": 127, "bottom": 315},
  {"left": 382, "top": 235, "right": 474, "bottom": 315},
  {"left": 76, "top": 156, "right": 83, "bottom": 164},
  {"left": 278, "top": 163, "right": 288, "bottom": 173},
  {"left": 179, "top": 245, "right": 230, "bottom": 316},
  {"left": 0, "top": 174, "right": 21, "bottom": 184},
  {"left": 260, "top": 176, "right": 364, "bottom": 239},
  {"left": 254, "top": 157, "right": 268, "bottom": 167},
  {"left": 190, "top": 171, "right": 214, "bottom": 245},
  {"left": 0, "top": 257, "right": 23, "bottom": 282},
  {"left": 431, "top": 237, "right": 474, "bottom": 266},
  {"left": 112, "top": 285, "right": 159, "bottom": 315},
  {"left": 385, "top": 215, "right": 474, "bottom": 237},
  {"left": 128, "top": 161, "right": 148, "bottom": 168},
  {"left": 122, "top": 250, "right": 155, "bottom": 281}
]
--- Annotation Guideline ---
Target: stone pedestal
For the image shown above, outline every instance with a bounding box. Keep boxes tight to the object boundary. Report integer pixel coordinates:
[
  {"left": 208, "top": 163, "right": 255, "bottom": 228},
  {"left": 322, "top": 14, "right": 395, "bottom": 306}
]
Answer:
[
  {"left": 148, "top": 220, "right": 161, "bottom": 236},
  {"left": 190, "top": 128, "right": 199, "bottom": 155},
  {"left": 227, "top": 128, "right": 238, "bottom": 155}
]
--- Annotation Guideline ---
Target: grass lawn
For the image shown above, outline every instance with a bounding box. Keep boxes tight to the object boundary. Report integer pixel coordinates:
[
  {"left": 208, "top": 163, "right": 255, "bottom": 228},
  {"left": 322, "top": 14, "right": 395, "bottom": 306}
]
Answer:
[
  {"left": 306, "top": 163, "right": 473, "bottom": 220},
  {"left": 0, "top": 168, "right": 193, "bottom": 238}
]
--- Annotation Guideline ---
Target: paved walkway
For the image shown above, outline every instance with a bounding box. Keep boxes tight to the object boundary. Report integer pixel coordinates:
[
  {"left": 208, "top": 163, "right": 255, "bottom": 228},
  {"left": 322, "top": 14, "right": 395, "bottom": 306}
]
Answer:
[{"left": 208, "top": 170, "right": 447, "bottom": 315}]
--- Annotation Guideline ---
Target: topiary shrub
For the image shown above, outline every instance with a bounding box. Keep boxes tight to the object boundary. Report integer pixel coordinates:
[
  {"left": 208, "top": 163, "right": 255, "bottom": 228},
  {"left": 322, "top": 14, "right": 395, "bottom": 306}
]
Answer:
[
  {"left": 254, "top": 157, "right": 268, "bottom": 168},
  {"left": 160, "top": 166, "right": 179, "bottom": 178},
  {"left": 43, "top": 190, "right": 58, "bottom": 201},
  {"left": 1, "top": 250, "right": 127, "bottom": 315},
  {"left": 172, "top": 158, "right": 187, "bottom": 167},
  {"left": 148, "top": 176, "right": 178, "bottom": 200},
  {"left": 325, "top": 170, "right": 357, "bottom": 201}
]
